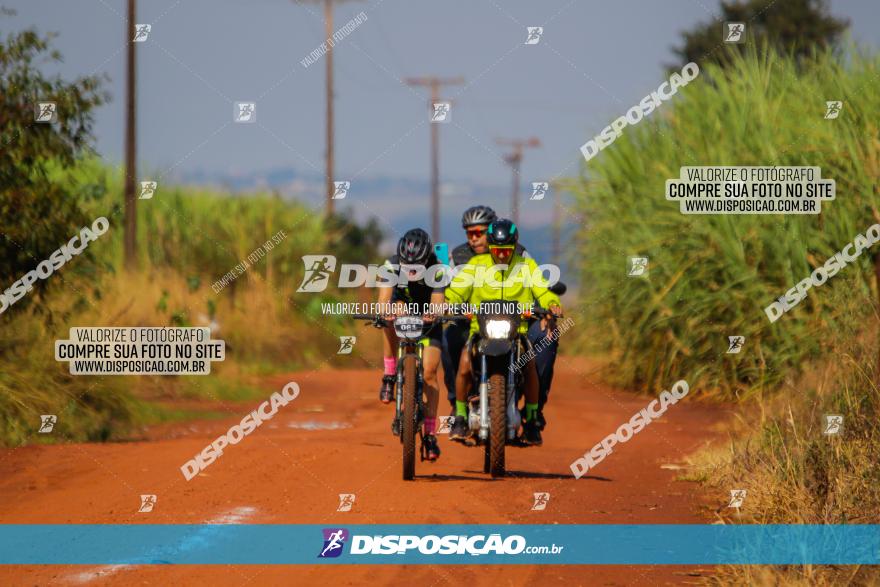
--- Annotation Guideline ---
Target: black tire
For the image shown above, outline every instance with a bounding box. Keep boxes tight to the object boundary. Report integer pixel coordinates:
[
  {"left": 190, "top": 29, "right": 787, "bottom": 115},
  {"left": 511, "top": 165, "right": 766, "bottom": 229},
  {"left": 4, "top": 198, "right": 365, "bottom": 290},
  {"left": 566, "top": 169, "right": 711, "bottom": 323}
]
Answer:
[
  {"left": 487, "top": 361, "right": 506, "bottom": 478},
  {"left": 483, "top": 435, "right": 491, "bottom": 473},
  {"left": 402, "top": 354, "right": 418, "bottom": 481}
]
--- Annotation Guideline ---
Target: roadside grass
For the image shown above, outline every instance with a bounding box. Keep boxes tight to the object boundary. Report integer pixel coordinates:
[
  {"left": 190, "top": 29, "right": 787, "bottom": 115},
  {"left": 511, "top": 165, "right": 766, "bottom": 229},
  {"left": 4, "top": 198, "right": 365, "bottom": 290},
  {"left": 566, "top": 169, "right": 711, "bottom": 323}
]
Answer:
[
  {"left": 689, "top": 347, "right": 880, "bottom": 528},
  {"left": 0, "top": 362, "right": 145, "bottom": 446},
  {"left": 568, "top": 47, "right": 880, "bottom": 398},
  {"left": 0, "top": 165, "right": 382, "bottom": 446},
  {"left": 680, "top": 289, "right": 880, "bottom": 584},
  {"left": 566, "top": 46, "right": 880, "bottom": 584}
]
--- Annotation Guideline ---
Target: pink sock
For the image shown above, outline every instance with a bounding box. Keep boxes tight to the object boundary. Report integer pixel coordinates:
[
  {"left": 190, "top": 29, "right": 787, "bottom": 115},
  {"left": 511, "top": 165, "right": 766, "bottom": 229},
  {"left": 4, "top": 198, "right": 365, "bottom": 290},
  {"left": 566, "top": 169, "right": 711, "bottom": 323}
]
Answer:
[
  {"left": 424, "top": 417, "right": 436, "bottom": 436},
  {"left": 383, "top": 357, "right": 396, "bottom": 376}
]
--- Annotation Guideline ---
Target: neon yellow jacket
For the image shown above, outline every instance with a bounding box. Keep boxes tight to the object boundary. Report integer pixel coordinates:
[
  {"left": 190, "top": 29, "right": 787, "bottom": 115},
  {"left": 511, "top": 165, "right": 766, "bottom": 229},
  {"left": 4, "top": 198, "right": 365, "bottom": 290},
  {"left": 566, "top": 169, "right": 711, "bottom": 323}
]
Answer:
[{"left": 445, "top": 253, "right": 561, "bottom": 335}]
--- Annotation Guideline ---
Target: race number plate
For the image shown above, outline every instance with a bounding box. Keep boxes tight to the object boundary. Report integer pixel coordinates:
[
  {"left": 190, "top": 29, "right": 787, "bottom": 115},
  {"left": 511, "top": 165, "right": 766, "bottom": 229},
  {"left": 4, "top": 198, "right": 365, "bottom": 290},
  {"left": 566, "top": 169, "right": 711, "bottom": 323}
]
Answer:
[{"left": 394, "top": 316, "right": 424, "bottom": 339}]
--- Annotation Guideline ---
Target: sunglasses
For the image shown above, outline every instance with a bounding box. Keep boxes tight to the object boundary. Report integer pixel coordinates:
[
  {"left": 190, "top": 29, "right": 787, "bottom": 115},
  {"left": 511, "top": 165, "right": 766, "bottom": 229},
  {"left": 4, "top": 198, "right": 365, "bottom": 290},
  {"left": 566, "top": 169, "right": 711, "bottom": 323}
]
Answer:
[
  {"left": 466, "top": 228, "right": 487, "bottom": 238},
  {"left": 489, "top": 245, "right": 514, "bottom": 256}
]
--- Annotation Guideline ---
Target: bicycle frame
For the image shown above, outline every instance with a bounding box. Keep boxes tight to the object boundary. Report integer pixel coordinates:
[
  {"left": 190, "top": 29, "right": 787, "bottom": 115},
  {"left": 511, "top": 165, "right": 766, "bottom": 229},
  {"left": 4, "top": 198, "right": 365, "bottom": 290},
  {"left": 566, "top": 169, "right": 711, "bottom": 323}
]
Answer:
[{"left": 395, "top": 339, "right": 424, "bottom": 444}]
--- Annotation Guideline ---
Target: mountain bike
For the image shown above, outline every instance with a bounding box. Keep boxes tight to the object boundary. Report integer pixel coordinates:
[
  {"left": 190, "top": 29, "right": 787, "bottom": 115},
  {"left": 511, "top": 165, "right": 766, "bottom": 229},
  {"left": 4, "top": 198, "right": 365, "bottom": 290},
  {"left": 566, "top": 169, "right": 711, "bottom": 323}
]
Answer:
[{"left": 353, "top": 313, "right": 467, "bottom": 480}]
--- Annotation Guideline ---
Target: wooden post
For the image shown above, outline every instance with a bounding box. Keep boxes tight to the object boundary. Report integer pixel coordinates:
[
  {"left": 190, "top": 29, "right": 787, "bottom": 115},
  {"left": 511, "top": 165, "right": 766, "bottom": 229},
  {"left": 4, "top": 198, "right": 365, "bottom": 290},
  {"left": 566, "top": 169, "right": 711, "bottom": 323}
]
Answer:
[{"left": 124, "top": 0, "right": 138, "bottom": 268}]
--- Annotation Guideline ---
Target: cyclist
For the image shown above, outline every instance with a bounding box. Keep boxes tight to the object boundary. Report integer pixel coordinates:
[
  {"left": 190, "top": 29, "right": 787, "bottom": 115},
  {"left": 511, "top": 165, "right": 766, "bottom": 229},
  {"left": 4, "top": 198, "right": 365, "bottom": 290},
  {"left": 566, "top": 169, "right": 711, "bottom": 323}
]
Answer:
[
  {"left": 377, "top": 228, "right": 446, "bottom": 461},
  {"left": 443, "top": 205, "right": 561, "bottom": 429},
  {"left": 444, "top": 219, "right": 563, "bottom": 446}
]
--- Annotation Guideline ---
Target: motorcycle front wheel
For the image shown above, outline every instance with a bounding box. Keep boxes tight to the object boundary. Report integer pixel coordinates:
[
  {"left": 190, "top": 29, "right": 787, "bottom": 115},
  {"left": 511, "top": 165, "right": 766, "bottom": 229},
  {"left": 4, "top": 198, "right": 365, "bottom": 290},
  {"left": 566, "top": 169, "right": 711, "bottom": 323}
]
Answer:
[{"left": 487, "top": 359, "right": 506, "bottom": 478}]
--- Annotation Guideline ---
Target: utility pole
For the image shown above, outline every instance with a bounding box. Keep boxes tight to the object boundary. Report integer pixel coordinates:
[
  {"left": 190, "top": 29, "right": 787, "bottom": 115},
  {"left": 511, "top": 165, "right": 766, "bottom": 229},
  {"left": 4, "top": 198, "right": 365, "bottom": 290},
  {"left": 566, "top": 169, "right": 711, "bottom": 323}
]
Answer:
[
  {"left": 296, "top": 0, "right": 359, "bottom": 218},
  {"left": 496, "top": 137, "right": 540, "bottom": 225},
  {"left": 124, "top": 0, "right": 138, "bottom": 269},
  {"left": 324, "top": 0, "right": 335, "bottom": 218},
  {"left": 404, "top": 76, "right": 464, "bottom": 241}
]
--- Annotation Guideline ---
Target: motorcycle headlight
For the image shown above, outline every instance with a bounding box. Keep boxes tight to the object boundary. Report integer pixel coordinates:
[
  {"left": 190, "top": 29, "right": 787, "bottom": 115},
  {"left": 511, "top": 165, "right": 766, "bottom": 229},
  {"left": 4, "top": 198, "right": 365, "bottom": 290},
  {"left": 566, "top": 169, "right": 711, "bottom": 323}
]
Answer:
[{"left": 485, "top": 319, "right": 512, "bottom": 339}]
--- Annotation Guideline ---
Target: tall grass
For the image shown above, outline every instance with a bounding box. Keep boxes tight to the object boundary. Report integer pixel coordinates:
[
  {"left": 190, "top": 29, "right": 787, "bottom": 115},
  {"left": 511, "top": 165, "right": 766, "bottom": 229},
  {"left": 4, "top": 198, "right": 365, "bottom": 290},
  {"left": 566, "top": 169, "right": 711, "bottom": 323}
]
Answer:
[
  {"left": 0, "top": 162, "right": 382, "bottom": 446},
  {"left": 568, "top": 47, "right": 880, "bottom": 585},
  {"left": 569, "top": 48, "right": 880, "bottom": 397},
  {"left": 694, "top": 285, "right": 880, "bottom": 585}
]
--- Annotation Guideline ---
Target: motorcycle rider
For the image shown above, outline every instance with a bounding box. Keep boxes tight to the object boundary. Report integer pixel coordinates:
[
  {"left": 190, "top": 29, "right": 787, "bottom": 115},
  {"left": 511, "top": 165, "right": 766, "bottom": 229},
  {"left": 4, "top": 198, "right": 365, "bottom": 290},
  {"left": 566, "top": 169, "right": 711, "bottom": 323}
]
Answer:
[
  {"left": 442, "top": 206, "right": 498, "bottom": 414},
  {"left": 444, "top": 219, "right": 563, "bottom": 446},
  {"left": 377, "top": 228, "right": 446, "bottom": 461},
  {"left": 443, "top": 205, "right": 561, "bottom": 429}
]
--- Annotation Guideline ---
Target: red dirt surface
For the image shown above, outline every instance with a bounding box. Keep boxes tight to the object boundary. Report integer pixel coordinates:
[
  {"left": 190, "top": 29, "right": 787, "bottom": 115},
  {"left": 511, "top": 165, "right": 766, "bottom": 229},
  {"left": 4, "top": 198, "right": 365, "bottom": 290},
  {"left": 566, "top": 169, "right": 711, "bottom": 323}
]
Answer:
[{"left": 0, "top": 357, "right": 730, "bottom": 586}]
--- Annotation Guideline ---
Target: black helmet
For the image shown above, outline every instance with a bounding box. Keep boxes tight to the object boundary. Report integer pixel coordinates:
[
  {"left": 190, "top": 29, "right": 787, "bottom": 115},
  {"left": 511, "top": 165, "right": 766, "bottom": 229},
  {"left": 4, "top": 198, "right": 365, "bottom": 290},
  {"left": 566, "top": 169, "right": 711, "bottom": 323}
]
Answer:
[
  {"left": 397, "top": 228, "right": 433, "bottom": 264},
  {"left": 461, "top": 205, "right": 497, "bottom": 228},
  {"left": 487, "top": 219, "right": 518, "bottom": 247}
]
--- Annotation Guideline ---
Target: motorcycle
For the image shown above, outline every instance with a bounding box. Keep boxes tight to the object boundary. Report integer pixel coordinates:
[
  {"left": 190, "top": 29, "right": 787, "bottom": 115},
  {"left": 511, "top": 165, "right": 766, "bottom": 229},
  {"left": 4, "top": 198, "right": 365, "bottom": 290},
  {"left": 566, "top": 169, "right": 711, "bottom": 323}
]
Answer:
[
  {"left": 353, "top": 312, "right": 467, "bottom": 481},
  {"left": 463, "top": 300, "right": 554, "bottom": 478}
]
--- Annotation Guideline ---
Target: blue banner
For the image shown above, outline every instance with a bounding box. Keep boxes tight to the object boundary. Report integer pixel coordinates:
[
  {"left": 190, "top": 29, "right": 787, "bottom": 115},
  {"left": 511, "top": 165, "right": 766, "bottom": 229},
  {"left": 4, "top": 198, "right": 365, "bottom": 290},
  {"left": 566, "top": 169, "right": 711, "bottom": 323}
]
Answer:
[{"left": 0, "top": 524, "right": 877, "bottom": 565}]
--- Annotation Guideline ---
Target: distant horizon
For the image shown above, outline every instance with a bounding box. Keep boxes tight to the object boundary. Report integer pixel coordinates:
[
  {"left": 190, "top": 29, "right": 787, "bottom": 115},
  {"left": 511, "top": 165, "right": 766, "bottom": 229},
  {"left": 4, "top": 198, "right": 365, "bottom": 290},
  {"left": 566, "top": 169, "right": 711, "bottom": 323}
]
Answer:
[
  {"left": 5, "top": 0, "right": 877, "bottom": 252},
  {"left": 9, "top": 1, "right": 875, "bottom": 178}
]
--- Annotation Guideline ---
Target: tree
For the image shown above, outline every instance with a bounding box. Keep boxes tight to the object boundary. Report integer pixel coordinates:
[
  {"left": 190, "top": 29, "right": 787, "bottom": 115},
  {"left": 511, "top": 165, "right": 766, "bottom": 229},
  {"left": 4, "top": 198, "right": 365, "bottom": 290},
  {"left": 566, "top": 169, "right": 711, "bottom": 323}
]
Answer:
[
  {"left": 671, "top": 0, "right": 849, "bottom": 69},
  {"left": 0, "top": 14, "right": 108, "bottom": 315},
  {"left": 326, "top": 209, "right": 383, "bottom": 263}
]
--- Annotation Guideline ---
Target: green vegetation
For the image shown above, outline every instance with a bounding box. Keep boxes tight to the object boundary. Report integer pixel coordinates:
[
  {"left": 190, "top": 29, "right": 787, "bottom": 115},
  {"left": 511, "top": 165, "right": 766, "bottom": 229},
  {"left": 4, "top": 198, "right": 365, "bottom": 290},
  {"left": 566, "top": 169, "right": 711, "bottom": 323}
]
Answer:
[
  {"left": 0, "top": 25, "right": 383, "bottom": 447},
  {"left": 570, "top": 48, "right": 880, "bottom": 398},
  {"left": 570, "top": 46, "right": 880, "bottom": 584},
  {"left": 699, "top": 289, "right": 880, "bottom": 585},
  {"left": 671, "top": 0, "right": 848, "bottom": 70},
  {"left": 0, "top": 24, "right": 108, "bottom": 313},
  {"left": 0, "top": 164, "right": 383, "bottom": 446}
]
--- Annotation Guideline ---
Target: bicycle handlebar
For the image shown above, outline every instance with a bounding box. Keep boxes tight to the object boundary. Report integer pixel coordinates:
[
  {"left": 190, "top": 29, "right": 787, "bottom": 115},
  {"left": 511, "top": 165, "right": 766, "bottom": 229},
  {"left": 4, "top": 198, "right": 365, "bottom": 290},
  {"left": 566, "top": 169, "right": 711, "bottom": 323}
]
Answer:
[
  {"left": 352, "top": 307, "right": 560, "bottom": 326},
  {"left": 351, "top": 314, "right": 471, "bottom": 329}
]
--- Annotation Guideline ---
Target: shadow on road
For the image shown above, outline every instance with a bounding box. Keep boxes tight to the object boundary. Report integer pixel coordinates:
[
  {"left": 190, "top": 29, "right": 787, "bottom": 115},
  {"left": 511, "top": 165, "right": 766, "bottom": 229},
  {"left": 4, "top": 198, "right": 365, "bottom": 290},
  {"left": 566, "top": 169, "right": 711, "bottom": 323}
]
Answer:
[
  {"left": 414, "top": 470, "right": 612, "bottom": 481},
  {"left": 499, "top": 470, "right": 612, "bottom": 481},
  {"left": 415, "top": 473, "right": 494, "bottom": 482}
]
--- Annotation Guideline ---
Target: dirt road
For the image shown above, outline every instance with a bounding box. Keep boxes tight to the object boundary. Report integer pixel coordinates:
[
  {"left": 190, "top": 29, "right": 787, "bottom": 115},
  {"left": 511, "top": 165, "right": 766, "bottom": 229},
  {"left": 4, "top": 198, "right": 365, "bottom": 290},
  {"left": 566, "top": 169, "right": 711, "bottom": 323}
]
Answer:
[{"left": 0, "top": 357, "right": 729, "bottom": 586}]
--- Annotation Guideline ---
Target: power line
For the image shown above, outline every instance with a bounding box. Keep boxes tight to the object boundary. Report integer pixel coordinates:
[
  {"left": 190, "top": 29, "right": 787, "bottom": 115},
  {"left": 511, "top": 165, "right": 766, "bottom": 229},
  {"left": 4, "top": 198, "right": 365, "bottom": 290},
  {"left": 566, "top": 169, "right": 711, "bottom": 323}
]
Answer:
[
  {"left": 495, "top": 136, "right": 540, "bottom": 226},
  {"left": 294, "top": 0, "right": 362, "bottom": 218},
  {"left": 404, "top": 76, "right": 464, "bottom": 241}
]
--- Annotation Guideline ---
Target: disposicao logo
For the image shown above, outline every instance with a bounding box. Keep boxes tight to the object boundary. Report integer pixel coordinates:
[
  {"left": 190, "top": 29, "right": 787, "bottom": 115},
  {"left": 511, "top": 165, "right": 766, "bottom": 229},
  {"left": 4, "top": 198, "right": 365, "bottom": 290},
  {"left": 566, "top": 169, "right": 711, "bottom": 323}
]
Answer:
[
  {"left": 296, "top": 254, "right": 560, "bottom": 292},
  {"left": 318, "top": 528, "right": 349, "bottom": 558}
]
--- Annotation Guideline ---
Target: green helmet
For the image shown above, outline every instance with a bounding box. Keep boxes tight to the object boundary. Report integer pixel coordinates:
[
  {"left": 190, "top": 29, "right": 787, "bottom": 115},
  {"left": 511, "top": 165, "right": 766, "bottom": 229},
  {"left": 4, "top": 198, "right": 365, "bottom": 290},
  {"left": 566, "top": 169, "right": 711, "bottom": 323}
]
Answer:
[{"left": 487, "top": 219, "right": 518, "bottom": 246}]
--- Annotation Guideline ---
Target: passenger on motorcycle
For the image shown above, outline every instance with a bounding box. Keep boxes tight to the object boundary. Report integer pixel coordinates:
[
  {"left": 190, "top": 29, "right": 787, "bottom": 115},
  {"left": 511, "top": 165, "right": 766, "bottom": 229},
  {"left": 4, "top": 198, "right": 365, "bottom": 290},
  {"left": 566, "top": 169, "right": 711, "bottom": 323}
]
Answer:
[
  {"left": 443, "top": 219, "right": 563, "bottom": 446},
  {"left": 377, "top": 228, "right": 446, "bottom": 461},
  {"left": 442, "top": 205, "right": 561, "bottom": 430}
]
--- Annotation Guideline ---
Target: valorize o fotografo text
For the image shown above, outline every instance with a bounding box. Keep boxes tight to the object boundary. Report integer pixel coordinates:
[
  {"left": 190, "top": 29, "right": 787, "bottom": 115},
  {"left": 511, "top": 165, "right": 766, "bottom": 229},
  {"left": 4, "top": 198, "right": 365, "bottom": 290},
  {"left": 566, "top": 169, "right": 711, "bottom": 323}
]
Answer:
[{"left": 55, "top": 327, "right": 226, "bottom": 375}]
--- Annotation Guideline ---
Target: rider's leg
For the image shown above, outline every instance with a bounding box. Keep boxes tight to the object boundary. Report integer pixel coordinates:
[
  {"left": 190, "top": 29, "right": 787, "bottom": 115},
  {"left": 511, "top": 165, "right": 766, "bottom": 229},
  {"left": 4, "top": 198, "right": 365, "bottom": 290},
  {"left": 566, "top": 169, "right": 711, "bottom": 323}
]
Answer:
[
  {"left": 383, "top": 326, "right": 397, "bottom": 371},
  {"left": 527, "top": 320, "right": 557, "bottom": 430},
  {"left": 449, "top": 342, "right": 473, "bottom": 440},
  {"left": 379, "top": 326, "right": 398, "bottom": 403},
  {"left": 422, "top": 345, "right": 442, "bottom": 435},
  {"left": 454, "top": 340, "right": 474, "bottom": 417},
  {"left": 527, "top": 320, "right": 546, "bottom": 398},
  {"left": 536, "top": 337, "right": 557, "bottom": 407},
  {"left": 441, "top": 323, "right": 466, "bottom": 410},
  {"left": 421, "top": 336, "right": 445, "bottom": 460},
  {"left": 521, "top": 357, "right": 543, "bottom": 445},
  {"left": 523, "top": 357, "right": 540, "bottom": 422}
]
